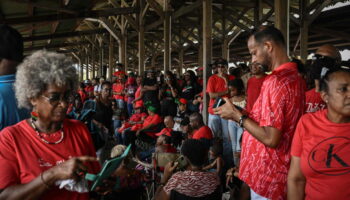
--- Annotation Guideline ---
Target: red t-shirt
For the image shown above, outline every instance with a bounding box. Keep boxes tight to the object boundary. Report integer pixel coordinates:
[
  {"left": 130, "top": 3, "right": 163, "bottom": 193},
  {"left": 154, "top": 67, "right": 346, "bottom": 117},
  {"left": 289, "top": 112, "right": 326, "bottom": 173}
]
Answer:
[
  {"left": 305, "top": 88, "right": 326, "bottom": 113},
  {"left": 0, "top": 119, "right": 100, "bottom": 200},
  {"left": 291, "top": 109, "right": 350, "bottom": 200},
  {"left": 130, "top": 112, "right": 147, "bottom": 122},
  {"left": 246, "top": 76, "right": 266, "bottom": 113},
  {"left": 192, "top": 126, "right": 213, "bottom": 140},
  {"left": 239, "top": 62, "right": 305, "bottom": 199},
  {"left": 206, "top": 74, "right": 234, "bottom": 114},
  {"left": 112, "top": 83, "right": 125, "bottom": 100},
  {"left": 134, "top": 86, "right": 143, "bottom": 106},
  {"left": 84, "top": 86, "right": 94, "bottom": 93},
  {"left": 142, "top": 114, "right": 162, "bottom": 137}
]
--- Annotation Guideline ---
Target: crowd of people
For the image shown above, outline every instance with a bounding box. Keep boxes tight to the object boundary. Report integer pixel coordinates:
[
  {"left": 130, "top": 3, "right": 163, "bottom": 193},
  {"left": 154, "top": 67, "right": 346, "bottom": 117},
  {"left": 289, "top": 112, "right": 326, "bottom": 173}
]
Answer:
[{"left": 0, "top": 23, "right": 349, "bottom": 200}]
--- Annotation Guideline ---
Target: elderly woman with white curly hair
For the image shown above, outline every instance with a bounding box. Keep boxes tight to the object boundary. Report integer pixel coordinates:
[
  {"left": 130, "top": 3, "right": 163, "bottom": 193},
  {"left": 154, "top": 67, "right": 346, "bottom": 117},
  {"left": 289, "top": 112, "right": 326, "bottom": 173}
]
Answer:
[{"left": 0, "top": 50, "right": 101, "bottom": 200}]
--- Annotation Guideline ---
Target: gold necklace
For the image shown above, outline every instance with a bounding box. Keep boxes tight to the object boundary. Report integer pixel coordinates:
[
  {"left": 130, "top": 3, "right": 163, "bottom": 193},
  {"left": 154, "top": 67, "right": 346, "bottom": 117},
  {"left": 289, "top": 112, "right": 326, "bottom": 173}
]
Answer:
[{"left": 30, "top": 119, "right": 64, "bottom": 144}]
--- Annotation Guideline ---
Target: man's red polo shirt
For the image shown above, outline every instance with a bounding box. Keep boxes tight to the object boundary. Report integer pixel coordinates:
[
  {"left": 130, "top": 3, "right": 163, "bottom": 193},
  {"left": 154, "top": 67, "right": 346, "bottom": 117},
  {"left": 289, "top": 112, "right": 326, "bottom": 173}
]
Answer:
[{"left": 239, "top": 62, "right": 305, "bottom": 199}]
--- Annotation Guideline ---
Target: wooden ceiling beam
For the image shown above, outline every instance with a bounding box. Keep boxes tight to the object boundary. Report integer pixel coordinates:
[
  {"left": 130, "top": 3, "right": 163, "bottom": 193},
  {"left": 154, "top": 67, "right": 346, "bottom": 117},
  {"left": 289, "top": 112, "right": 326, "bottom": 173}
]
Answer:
[
  {"left": 12, "top": 0, "right": 78, "bottom": 14},
  {"left": 1, "top": 7, "right": 139, "bottom": 25},
  {"left": 23, "top": 28, "right": 108, "bottom": 42},
  {"left": 24, "top": 41, "right": 90, "bottom": 51}
]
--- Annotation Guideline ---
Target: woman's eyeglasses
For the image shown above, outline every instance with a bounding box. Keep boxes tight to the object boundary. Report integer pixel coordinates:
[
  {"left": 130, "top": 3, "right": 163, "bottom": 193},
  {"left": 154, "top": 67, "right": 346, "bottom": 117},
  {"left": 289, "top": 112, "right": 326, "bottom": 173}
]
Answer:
[{"left": 41, "top": 92, "right": 72, "bottom": 105}]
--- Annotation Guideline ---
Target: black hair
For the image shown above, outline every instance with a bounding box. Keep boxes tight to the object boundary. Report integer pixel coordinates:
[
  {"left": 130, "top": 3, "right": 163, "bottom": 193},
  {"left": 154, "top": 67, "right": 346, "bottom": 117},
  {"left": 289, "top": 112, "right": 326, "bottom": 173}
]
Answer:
[
  {"left": 181, "top": 139, "right": 209, "bottom": 167},
  {"left": 180, "top": 117, "right": 190, "bottom": 126},
  {"left": 291, "top": 58, "right": 307, "bottom": 76},
  {"left": 210, "top": 138, "right": 223, "bottom": 156},
  {"left": 320, "top": 66, "right": 350, "bottom": 92},
  {"left": 228, "top": 79, "right": 245, "bottom": 96},
  {"left": 250, "top": 25, "right": 286, "bottom": 48},
  {"left": 159, "top": 134, "right": 172, "bottom": 145},
  {"left": 214, "top": 58, "right": 228, "bottom": 66},
  {"left": 79, "top": 82, "right": 85, "bottom": 89},
  {"left": 0, "top": 25, "right": 23, "bottom": 62},
  {"left": 230, "top": 67, "right": 242, "bottom": 78},
  {"left": 101, "top": 81, "right": 111, "bottom": 88}
]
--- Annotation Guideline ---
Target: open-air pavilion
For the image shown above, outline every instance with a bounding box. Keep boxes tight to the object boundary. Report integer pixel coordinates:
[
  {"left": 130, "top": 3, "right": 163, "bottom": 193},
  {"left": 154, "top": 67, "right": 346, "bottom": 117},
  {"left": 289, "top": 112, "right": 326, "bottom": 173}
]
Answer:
[{"left": 1, "top": 0, "right": 349, "bottom": 119}]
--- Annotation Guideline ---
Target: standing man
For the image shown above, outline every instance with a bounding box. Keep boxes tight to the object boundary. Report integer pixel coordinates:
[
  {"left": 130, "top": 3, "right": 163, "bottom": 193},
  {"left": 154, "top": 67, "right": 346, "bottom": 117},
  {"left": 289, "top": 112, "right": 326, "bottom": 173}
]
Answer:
[
  {"left": 206, "top": 58, "right": 235, "bottom": 167},
  {"left": 0, "top": 25, "right": 28, "bottom": 130},
  {"left": 246, "top": 63, "right": 266, "bottom": 113},
  {"left": 215, "top": 26, "right": 305, "bottom": 199}
]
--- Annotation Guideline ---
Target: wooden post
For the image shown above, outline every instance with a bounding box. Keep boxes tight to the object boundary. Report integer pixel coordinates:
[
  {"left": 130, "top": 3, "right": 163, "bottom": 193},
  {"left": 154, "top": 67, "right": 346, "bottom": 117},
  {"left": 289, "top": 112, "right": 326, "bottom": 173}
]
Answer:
[
  {"left": 274, "top": 0, "right": 290, "bottom": 55},
  {"left": 109, "top": 34, "right": 114, "bottom": 81},
  {"left": 179, "top": 49, "right": 184, "bottom": 75},
  {"left": 222, "top": 39, "right": 229, "bottom": 60},
  {"left": 198, "top": 44, "right": 203, "bottom": 67},
  {"left": 254, "top": 0, "right": 263, "bottom": 27},
  {"left": 300, "top": 0, "right": 309, "bottom": 62},
  {"left": 163, "top": 0, "right": 171, "bottom": 72},
  {"left": 91, "top": 45, "right": 95, "bottom": 78},
  {"left": 98, "top": 43, "right": 103, "bottom": 77},
  {"left": 86, "top": 48, "right": 90, "bottom": 80},
  {"left": 119, "top": 16, "right": 128, "bottom": 72},
  {"left": 138, "top": 0, "right": 145, "bottom": 75},
  {"left": 202, "top": 0, "right": 212, "bottom": 123}
]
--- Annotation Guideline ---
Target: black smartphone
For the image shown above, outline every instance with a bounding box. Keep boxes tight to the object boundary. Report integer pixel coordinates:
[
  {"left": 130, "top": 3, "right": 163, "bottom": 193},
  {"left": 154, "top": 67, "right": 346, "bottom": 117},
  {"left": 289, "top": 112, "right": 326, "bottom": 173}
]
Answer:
[{"left": 213, "top": 98, "right": 226, "bottom": 108}]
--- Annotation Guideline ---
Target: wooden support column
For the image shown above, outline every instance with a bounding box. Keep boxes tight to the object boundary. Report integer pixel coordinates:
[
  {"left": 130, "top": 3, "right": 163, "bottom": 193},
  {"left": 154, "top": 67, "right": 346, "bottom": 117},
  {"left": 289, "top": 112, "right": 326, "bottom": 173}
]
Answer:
[
  {"left": 91, "top": 46, "right": 96, "bottom": 78},
  {"left": 86, "top": 48, "right": 90, "bottom": 80},
  {"left": 254, "top": 0, "right": 263, "bottom": 27},
  {"left": 274, "top": 0, "right": 290, "bottom": 55},
  {"left": 97, "top": 44, "right": 102, "bottom": 77},
  {"left": 202, "top": 0, "right": 212, "bottom": 123},
  {"left": 109, "top": 35, "right": 114, "bottom": 81},
  {"left": 198, "top": 44, "right": 203, "bottom": 67},
  {"left": 222, "top": 39, "right": 229, "bottom": 60},
  {"left": 163, "top": 0, "right": 171, "bottom": 72},
  {"left": 119, "top": 16, "right": 128, "bottom": 71},
  {"left": 138, "top": 0, "right": 145, "bottom": 75},
  {"left": 80, "top": 51, "right": 85, "bottom": 81},
  {"left": 300, "top": 0, "right": 309, "bottom": 62},
  {"left": 151, "top": 54, "right": 157, "bottom": 68},
  {"left": 179, "top": 49, "right": 184, "bottom": 75}
]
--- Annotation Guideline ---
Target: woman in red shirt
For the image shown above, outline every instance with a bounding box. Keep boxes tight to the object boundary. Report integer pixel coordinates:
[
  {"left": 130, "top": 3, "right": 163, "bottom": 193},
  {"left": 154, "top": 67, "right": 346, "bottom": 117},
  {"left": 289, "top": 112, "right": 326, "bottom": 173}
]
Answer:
[
  {"left": 288, "top": 66, "right": 350, "bottom": 200},
  {"left": 0, "top": 51, "right": 101, "bottom": 200}
]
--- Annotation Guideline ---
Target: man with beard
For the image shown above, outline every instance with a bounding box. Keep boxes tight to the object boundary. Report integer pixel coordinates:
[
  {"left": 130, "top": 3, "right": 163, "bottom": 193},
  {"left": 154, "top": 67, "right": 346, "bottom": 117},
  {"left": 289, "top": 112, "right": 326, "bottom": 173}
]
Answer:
[
  {"left": 214, "top": 26, "right": 305, "bottom": 199},
  {"left": 245, "top": 63, "right": 266, "bottom": 113},
  {"left": 305, "top": 44, "right": 341, "bottom": 113}
]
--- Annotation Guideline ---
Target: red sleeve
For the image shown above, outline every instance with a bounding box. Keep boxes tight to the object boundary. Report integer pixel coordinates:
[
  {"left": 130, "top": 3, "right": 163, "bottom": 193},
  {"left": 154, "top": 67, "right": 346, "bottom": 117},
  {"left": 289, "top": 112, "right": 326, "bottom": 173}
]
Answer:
[
  {"left": 259, "top": 76, "right": 286, "bottom": 131},
  {"left": 291, "top": 117, "right": 304, "bottom": 157},
  {"left": 206, "top": 76, "right": 216, "bottom": 93},
  {"left": 0, "top": 128, "right": 20, "bottom": 188}
]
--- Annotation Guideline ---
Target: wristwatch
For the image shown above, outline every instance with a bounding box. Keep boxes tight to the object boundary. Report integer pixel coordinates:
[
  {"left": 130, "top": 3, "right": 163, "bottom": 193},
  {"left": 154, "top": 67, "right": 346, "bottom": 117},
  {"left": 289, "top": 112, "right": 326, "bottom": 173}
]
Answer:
[{"left": 239, "top": 115, "right": 248, "bottom": 128}]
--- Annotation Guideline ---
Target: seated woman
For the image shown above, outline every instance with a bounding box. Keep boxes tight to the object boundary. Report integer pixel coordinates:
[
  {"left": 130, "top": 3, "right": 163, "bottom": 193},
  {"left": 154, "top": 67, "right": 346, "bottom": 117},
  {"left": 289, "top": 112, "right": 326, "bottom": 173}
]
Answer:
[
  {"left": 288, "top": 66, "right": 350, "bottom": 200},
  {"left": 117, "top": 103, "right": 147, "bottom": 138},
  {"left": 123, "top": 102, "right": 163, "bottom": 146},
  {"left": 155, "top": 139, "right": 221, "bottom": 200},
  {"left": 0, "top": 50, "right": 100, "bottom": 200}
]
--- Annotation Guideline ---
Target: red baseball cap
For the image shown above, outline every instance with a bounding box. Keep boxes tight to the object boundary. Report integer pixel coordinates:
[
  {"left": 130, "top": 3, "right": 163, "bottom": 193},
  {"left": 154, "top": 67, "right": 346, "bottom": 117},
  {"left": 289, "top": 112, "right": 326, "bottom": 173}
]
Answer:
[{"left": 176, "top": 98, "right": 187, "bottom": 105}]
